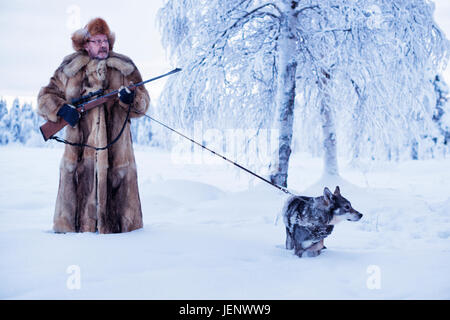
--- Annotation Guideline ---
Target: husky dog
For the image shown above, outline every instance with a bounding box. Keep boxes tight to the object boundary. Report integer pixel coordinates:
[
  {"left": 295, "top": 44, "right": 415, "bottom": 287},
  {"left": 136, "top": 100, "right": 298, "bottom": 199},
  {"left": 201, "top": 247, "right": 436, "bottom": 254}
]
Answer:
[{"left": 282, "top": 186, "right": 363, "bottom": 258}]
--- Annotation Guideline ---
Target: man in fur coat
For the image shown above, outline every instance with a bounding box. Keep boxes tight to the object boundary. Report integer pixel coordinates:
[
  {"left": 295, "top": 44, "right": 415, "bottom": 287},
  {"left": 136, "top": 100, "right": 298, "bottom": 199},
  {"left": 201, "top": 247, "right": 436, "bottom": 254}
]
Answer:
[{"left": 38, "top": 17, "right": 150, "bottom": 234}]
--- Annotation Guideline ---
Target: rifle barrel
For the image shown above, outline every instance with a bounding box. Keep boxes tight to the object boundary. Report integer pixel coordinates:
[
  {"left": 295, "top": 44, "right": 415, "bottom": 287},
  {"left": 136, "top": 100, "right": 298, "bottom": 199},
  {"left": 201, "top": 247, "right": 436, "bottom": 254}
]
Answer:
[
  {"left": 40, "top": 68, "right": 182, "bottom": 141},
  {"left": 134, "top": 68, "right": 182, "bottom": 87},
  {"left": 78, "top": 68, "right": 182, "bottom": 109}
]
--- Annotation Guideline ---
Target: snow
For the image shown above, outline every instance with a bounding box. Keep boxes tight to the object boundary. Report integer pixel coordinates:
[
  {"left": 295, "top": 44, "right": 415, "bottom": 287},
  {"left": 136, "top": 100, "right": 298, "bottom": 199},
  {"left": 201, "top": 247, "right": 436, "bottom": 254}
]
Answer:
[{"left": 0, "top": 146, "right": 449, "bottom": 299}]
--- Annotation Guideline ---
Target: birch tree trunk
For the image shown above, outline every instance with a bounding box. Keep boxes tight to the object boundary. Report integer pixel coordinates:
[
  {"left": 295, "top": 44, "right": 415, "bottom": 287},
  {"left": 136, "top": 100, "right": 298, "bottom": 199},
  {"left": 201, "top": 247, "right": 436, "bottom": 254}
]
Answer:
[
  {"left": 319, "top": 70, "right": 339, "bottom": 177},
  {"left": 270, "top": 2, "right": 298, "bottom": 188},
  {"left": 350, "top": 80, "right": 366, "bottom": 163}
]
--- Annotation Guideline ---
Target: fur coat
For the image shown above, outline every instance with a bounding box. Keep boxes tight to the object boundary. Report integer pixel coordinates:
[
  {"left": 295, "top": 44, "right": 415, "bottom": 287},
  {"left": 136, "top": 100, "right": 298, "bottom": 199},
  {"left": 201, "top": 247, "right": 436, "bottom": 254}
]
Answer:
[{"left": 38, "top": 51, "right": 150, "bottom": 233}]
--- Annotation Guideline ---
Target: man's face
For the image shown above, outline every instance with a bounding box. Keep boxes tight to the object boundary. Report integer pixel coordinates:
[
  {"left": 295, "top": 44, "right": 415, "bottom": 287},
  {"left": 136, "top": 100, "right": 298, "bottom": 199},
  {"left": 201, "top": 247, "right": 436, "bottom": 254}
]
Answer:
[{"left": 84, "top": 34, "right": 109, "bottom": 60}]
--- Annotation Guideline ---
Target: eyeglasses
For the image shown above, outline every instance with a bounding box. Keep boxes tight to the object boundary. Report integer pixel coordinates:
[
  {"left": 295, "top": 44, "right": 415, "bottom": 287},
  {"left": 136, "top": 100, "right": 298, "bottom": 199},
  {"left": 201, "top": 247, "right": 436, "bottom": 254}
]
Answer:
[{"left": 88, "top": 39, "right": 109, "bottom": 46}]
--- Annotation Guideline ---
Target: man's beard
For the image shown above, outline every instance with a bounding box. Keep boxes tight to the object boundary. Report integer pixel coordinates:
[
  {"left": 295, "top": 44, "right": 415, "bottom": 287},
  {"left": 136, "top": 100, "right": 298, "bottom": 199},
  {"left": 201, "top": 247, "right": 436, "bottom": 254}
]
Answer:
[
  {"left": 96, "top": 50, "right": 109, "bottom": 59},
  {"left": 88, "top": 48, "right": 109, "bottom": 60}
]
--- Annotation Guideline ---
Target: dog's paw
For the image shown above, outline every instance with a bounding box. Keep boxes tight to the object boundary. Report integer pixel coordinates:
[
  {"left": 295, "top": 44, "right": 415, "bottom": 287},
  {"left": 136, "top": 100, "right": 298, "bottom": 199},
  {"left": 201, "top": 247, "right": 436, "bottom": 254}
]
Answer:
[
  {"left": 294, "top": 248, "right": 305, "bottom": 258},
  {"left": 304, "top": 250, "right": 321, "bottom": 258}
]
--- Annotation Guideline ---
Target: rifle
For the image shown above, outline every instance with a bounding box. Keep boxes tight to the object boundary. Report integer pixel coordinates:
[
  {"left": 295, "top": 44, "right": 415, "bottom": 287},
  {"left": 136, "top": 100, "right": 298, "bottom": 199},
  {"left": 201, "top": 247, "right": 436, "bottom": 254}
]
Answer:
[{"left": 39, "top": 68, "right": 182, "bottom": 141}]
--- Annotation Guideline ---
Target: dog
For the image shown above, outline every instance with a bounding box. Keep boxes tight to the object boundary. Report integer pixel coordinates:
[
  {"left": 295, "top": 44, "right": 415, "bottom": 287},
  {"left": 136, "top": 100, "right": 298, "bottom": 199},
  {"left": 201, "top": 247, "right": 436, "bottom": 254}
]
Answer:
[{"left": 282, "top": 186, "right": 363, "bottom": 258}]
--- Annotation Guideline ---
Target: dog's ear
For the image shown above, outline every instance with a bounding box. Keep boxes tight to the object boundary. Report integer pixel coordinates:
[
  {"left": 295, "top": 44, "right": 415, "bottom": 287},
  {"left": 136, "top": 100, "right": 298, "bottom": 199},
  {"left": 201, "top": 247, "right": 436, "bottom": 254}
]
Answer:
[
  {"left": 334, "top": 186, "right": 341, "bottom": 196},
  {"left": 323, "top": 187, "right": 333, "bottom": 205}
]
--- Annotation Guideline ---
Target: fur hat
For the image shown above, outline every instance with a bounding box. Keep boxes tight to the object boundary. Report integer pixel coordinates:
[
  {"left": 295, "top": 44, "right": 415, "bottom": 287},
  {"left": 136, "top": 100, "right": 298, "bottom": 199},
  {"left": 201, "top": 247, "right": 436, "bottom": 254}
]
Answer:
[{"left": 71, "top": 17, "right": 116, "bottom": 52}]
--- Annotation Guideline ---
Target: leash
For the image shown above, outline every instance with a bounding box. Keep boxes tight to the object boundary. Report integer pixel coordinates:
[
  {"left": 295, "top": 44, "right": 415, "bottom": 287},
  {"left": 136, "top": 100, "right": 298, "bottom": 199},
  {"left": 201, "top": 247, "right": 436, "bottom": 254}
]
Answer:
[
  {"left": 134, "top": 109, "right": 295, "bottom": 196},
  {"left": 46, "top": 64, "right": 293, "bottom": 195},
  {"left": 53, "top": 104, "right": 294, "bottom": 195}
]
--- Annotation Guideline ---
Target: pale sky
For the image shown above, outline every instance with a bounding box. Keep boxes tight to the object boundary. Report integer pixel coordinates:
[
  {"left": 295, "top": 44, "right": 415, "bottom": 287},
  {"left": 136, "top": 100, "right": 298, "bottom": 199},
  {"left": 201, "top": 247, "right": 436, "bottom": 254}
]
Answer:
[
  {"left": 0, "top": 0, "right": 450, "bottom": 108},
  {"left": 0, "top": 0, "right": 170, "bottom": 107}
]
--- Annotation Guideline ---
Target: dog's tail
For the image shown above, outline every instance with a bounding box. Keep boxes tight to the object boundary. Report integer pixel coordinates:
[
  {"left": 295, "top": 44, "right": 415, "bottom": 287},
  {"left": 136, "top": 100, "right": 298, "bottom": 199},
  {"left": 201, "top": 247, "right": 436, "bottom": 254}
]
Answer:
[{"left": 275, "top": 194, "right": 300, "bottom": 226}]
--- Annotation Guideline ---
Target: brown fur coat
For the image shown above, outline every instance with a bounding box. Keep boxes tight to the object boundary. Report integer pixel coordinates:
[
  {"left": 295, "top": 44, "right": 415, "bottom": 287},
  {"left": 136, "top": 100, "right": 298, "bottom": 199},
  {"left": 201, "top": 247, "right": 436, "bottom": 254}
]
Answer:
[{"left": 38, "top": 51, "right": 150, "bottom": 233}]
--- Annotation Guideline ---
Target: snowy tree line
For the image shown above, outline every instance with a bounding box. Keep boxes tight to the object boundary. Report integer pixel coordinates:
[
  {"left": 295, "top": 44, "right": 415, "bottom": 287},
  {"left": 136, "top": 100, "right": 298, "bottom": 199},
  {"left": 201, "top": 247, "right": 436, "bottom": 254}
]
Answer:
[
  {"left": 0, "top": 99, "right": 43, "bottom": 146},
  {"left": 1, "top": 72, "right": 449, "bottom": 159},
  {"left": 157, "top": 0, "right": 450, "bottom": 187}
]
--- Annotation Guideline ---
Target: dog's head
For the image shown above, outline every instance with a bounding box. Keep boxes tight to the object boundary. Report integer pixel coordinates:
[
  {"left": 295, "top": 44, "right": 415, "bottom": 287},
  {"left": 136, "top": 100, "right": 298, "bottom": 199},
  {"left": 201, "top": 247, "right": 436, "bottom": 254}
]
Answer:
[{"left": 323, "top": 186, "right": 363, "bottom": 224}]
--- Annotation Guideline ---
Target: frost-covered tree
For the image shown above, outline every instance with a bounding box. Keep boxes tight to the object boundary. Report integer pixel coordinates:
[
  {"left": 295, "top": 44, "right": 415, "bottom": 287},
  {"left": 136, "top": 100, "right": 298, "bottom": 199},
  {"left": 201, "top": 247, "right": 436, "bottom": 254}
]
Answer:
[
  {"left": 9, "top": 98, "right": 21, "bottom": 143},
  {"left": 0, "top": 99, "right": 9, "bottom": 145},
  {"left": 158, "top": 0, "right": 449, "bottom": 187},
  {"left": 131, "top": 116, "right": 153, "bottom": 145},
  {"left": 432, "top": 74, "right": 450, "bottom": 146},
  {"left": 0, "top": 99, "right": 7, "bottom": 120},
  {"left": 0, "top": 99, "right": 44, "bottom": 146},
  {"left": 335, "top": 2, "right": 449, "bottom": 164},
  {"left": 412, "top": 74, "right": 450, "bottom": 159},
  {"left": 135, "top": 116, "right": 153, "bottom": 145},
  {"left": 158, "top": 0, "right": 279, "bottom": 170},
  {"left": 19, "top": 103, "right": 39, "bottom": 144}
]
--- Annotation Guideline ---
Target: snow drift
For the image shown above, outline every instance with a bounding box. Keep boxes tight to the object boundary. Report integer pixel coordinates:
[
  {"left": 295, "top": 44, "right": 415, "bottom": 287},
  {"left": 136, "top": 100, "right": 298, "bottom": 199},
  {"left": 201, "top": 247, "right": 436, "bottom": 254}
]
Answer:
[{"left": 0, "top": 146, "right": 449, "bottom": 299}]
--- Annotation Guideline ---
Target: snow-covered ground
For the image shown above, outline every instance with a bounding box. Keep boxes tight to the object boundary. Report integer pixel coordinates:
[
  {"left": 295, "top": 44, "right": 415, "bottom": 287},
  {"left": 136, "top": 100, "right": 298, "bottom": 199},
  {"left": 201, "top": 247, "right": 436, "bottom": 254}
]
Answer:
[{"left": 0, "top": 146, "right": 449, "bottom": 299}]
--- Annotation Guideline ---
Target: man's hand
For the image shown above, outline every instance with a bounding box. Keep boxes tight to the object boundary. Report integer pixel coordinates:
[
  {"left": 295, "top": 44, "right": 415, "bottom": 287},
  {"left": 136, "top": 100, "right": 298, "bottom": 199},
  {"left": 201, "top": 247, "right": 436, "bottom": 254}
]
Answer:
[
  {"left": 118, "top": 86, "right": 135, "bottom": 105},
  {"left": 57, "top": 104, "right": 80, "bottom": 127}
]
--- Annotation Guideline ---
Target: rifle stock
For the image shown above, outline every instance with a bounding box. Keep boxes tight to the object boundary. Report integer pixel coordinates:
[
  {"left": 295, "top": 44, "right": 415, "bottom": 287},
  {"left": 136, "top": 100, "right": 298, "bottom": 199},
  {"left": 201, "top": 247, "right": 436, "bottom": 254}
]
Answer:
[{"left": 39, "top": 95, "right": 115, "bottom": 141}]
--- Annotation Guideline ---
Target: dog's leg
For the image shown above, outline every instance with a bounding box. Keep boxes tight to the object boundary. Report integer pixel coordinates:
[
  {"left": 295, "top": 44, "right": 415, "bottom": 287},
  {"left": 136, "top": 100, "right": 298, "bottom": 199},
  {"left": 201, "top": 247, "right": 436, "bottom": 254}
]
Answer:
[
  {"left": 321, "top": 238, "right": 327, "bottom": 250},
  {"left": 307, "top": 239, "right": 325, "bottom": 251},
  {"left": 294, "top": 246, "right": 305, "bottom": 258},
  {"left": 286, "top": 228, "right": 294, "bottom": 250},
  {"left": 293, "top": 240, "right": 306, "bottom": 257},
  {"left": 292, "top": 226, "right": 314, "bottom": 257},
  {"left": 303, "top": 239, "right": 325, "bottom": 257}
]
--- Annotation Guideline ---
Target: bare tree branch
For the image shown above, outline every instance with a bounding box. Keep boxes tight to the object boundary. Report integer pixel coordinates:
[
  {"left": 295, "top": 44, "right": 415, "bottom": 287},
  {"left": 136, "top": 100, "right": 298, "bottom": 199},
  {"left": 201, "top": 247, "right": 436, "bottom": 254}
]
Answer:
[{"left": 194, "top": 3, "right": 282, "bottom": 70}]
